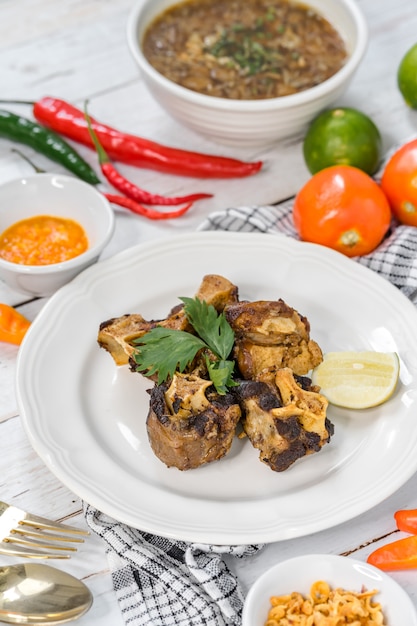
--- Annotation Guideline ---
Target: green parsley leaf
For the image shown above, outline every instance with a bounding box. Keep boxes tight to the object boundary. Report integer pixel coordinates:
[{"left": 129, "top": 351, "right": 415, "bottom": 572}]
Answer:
[
  {"left": 132, "top": 297, "right": 237, "bottom": 394},
  {"left": 180, "top": 297, "right": 234, "bottom": 360},
  {"left": 132, "top": 327, "right": 206, "bottom": 385},
  {"left": 205, "top": 357, "right": 238, "bottom": 395}
]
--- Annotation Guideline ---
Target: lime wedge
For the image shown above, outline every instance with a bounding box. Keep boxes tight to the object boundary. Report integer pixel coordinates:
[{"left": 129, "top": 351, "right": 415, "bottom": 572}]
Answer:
[{"left": 311, "top": 351, "right": 400, "bottom": 409}]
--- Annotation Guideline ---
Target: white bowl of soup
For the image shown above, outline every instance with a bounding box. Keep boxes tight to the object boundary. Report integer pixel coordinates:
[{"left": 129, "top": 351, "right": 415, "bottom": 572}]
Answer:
[
  {"left": 0, "top": 174, "right": 115, "bottom": 297},
  {"left": 127, "top": 0, "right": 368, "bottom": 147}
]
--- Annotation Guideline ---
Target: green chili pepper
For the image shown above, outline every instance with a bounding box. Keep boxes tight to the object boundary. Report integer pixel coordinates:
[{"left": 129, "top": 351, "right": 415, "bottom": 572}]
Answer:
[{"left": 0, "top": 109, "right": 100, "bottom": 185}]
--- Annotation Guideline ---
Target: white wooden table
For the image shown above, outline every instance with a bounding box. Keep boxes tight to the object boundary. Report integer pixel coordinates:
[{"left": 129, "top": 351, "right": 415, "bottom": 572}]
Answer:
[{"left": 1, "top": 1, "right": 417, "bottom": 623}]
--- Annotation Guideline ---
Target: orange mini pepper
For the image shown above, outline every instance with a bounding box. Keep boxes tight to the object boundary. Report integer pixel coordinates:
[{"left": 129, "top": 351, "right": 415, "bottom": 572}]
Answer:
[
  {"left": 394, "top": 509, "right": 417, "bottom": 534},
  {"left": 0, "top": 304, "right": 31, "bottom": 345},
  {"left": 367, "top": 534, "right": 417, "bottom": 571}
]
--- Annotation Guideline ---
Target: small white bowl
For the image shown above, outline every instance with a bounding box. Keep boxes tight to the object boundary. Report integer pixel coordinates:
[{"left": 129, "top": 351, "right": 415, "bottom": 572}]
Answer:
[
  {"left": 127, "top": 0, "right": 368, "bottom": 147},
  {"left": 242, "top": 554, "right": 417, "bottom": 626},
  {"left": 0, "top": 174, "right": 115, "bottom": 297}
]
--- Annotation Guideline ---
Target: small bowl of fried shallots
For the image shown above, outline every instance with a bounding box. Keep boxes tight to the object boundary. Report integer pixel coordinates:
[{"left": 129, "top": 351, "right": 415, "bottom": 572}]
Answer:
[{"left": 242, "top": 554, "right": 417, "bottom": 626}]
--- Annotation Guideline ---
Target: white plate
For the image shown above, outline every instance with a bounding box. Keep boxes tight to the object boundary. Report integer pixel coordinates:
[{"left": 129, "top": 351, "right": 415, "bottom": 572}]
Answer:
[
  {"left": 16, "top": 231, "right": 417, "bottom": 544},
  {"left": 242, "top": 554, "right": 417, "bottom": 626}
]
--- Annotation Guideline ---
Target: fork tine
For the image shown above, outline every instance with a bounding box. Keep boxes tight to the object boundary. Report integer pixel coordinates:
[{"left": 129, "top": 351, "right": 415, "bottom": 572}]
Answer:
[
  {"left": 0, "top": 500, "right": 89, "bottom": 535},
  {"left": 5, "top": 536, "right": 78, "bottom": 552},
  {"left": 10, "top": 528, "right": 85, "bottom": 543},
  {"left": 21, "top": 512, "right": 89, "bottom": 536},
  {"left": 0, "top": 501, "right": 89, "bottom": 559},
  {"left": 0, "top": 543, "right": 71, "bottom": 559}
]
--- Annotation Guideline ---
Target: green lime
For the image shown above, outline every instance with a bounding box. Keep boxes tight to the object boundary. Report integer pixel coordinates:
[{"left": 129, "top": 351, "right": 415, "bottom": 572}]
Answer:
[
  {"left": 303, "top": 107, "right": 382, "bottom": 175},
  {"left": 398, "top": 43, "right": 417, "bottom": 109}
]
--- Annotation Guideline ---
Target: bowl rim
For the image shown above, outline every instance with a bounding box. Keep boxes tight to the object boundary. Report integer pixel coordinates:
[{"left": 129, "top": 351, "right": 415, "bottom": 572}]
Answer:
[
  {"left": 241, "top": 553, "right": 417, "bottom": 626},
  {"left": 0, "top": 173, "right": 115, "bottom": 276},
  {"left": 126, "top": 0, "right": 369, "bottom": 112}
]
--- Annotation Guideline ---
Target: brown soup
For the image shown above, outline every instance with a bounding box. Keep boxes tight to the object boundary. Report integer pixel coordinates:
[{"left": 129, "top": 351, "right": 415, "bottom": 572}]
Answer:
[{"left": 142, "top": 0, "right": 348, "bottom": 100}]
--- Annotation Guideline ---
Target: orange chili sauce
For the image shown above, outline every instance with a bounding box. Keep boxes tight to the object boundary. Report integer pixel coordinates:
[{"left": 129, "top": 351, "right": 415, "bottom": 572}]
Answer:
[{"left": 0, "top": 215, "right": 88, "bottom": 266}]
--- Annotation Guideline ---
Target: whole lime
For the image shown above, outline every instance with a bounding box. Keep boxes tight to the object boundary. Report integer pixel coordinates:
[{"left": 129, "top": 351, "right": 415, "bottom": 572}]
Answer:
[
  {"left": 398, "top": 43, "right": 417, "bottom": 109},
  {"left": 303, "top": 107, "right": 382, "bottom": 175}
]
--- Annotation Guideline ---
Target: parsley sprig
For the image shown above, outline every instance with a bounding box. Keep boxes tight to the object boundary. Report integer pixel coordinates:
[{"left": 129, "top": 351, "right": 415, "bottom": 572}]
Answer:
[{"left": 132, "top": 297, "right": 237, "bottom": 394}]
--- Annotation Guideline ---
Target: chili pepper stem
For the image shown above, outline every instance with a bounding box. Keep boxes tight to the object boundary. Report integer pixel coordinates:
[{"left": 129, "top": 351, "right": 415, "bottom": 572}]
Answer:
[
  {"left": 12, "top": 148, "right": 45, "bottom": 173},
  {"left": 0, "top": 100, "right": 36, "bottom": 105},
  {"left": 84, "top": 101, "right": 109, "bottom": 165}
]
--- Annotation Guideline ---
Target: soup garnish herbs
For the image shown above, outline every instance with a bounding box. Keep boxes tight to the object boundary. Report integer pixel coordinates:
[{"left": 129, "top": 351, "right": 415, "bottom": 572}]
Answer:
[{"left": 142, "top": 0, "right": 348, "bottom": 100}]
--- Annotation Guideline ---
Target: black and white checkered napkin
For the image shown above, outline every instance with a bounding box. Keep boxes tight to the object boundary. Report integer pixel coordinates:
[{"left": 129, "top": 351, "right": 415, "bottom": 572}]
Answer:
[
  {"left": 197, "top": 197, "right": 417, "bottom": 300},
  {"left": 85, "top": 147, "right": 417, "bottom": 626},
  {"left": 84, "top": 504, "right": 262, "bottom": 626}
]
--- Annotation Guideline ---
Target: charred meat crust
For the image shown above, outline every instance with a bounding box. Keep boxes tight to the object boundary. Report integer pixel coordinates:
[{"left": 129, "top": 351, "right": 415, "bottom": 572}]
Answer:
[
  {"left": 224, "top": 299, "right": 323, "bottom": 379},
  {"left": 147, "top": 379, "right": 241, "bottom": 471},
  {"left": 235, "top": 369, "right": 333, "bottom": 472}
]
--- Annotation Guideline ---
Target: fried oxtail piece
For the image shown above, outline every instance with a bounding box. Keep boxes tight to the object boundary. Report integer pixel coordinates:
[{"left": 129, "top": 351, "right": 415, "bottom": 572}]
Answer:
[
  {"left": 147, "top": 372, "right": 241, "bottom": 470},
  {"left": 97, "top": 308, "right": 190, "bottom": 367},
  {"left": 235, "top": 368, "right": 334, "bottom": 472},
  {"left": 224, "top": 299, "right": 323, "bottom": 379}
]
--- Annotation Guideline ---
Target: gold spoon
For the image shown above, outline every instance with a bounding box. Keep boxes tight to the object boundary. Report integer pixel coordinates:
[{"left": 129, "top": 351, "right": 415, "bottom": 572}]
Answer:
[{"left": 0, "top": 563, "right": 93, "bottom": 624}]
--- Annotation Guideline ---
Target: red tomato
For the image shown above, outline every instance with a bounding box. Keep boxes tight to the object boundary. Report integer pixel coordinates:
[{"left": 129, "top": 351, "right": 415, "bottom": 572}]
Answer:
[
  {"left": 381, "top": 138, "right": 417, "bottom": 226},
  {"left": 293, "top": 165, "right": 392, "bottom": 257}
]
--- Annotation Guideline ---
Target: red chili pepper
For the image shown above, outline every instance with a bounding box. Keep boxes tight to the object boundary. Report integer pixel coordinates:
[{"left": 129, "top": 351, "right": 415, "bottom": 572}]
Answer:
[
  {"left": 394, "top": 509, "right": 417, "bottom": 534},
  {"left": 367, "top": 534, "right": 417, "bottom": 571},
  {"left": 31, "top": 97, "right": 263, "bottom": 179},
  {"left": 84, "top": 102, "right": 212, "bottom": 206},
  {"left": 104, "top": 194, "right": 193, "bottom": 220}
]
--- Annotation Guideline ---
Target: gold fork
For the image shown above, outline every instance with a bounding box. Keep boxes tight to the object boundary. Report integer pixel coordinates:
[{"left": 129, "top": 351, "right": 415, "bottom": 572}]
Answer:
[{"left": 0, "top": 501, "right": 89, "bottom": 559}]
